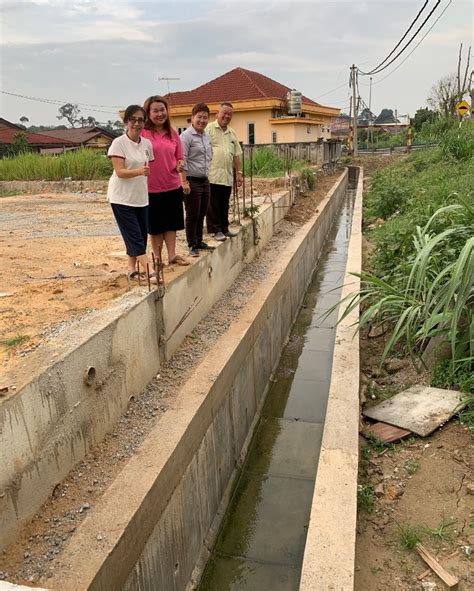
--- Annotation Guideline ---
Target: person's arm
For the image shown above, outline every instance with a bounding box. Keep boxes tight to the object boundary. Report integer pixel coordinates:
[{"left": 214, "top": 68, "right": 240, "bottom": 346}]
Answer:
[
  {"left": 233, "top": 155, "right": 243, "bottom": 186},
  {"left": 111, "top": 156, "right": 149, "bottom": 178},
  {"left": 177, "top": 132, "right": 191, "bottom": 194}
]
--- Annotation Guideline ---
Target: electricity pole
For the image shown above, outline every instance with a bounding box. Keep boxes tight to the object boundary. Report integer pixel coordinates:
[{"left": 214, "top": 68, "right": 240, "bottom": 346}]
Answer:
[{"left": 351, "top": 65, "right": 358, "bottom": 157}]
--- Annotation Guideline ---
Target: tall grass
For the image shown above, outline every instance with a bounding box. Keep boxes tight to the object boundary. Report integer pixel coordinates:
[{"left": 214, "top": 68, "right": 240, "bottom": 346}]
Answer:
[{"left": 0, "top": 148, "right": 113, "bottom": 181}]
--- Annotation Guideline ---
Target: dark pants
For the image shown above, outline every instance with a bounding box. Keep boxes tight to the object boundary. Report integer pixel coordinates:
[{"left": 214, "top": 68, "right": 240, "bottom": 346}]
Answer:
[
  {"left": 207, "top": 183, "right": 232, "bottom": 234},
  {"left": 185, "top": 178, "right": 210, "bottom": 247},
  {"left": 111, "top": 203, "right": 148, "bottom": 257}
]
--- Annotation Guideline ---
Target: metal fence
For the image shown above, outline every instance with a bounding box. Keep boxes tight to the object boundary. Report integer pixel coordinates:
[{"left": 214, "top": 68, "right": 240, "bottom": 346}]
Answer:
[{"left": 242, "top": 140, "right": 342, "bottom": 167}]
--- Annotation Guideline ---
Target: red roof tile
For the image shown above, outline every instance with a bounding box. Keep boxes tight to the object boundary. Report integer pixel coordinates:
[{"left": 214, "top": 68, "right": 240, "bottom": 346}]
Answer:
[
  {"left": 167, "top": 67, "right": 321, "bottom": 107},
  {"left": 0, "top": 128, "right": 77, "bottom": 146}
]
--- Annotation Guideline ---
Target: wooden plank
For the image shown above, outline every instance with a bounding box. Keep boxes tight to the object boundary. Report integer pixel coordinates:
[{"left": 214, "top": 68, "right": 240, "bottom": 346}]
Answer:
[
  {"left": 416, "top": 544, "right": 459, "bottom": 589},
  {"left": 363, "top": 385, "right": 464, "bottom": 436},
  {"left": 362, "top": 421, "right": 411, "bottom": 443},
  {"left": 417, "top": 568, "right": 431, "bottom": 581}
]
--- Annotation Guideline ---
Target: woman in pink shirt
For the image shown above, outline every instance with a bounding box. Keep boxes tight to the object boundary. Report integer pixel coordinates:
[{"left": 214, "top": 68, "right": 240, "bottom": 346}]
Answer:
[{"left": 142, "top": 95, "right": 189, "bottom": 266}]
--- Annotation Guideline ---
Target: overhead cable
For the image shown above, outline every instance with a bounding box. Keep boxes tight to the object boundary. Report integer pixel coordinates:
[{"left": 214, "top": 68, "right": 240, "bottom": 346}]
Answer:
[{"left": 360, "top": 0, "right": 441, "bottom": 76}]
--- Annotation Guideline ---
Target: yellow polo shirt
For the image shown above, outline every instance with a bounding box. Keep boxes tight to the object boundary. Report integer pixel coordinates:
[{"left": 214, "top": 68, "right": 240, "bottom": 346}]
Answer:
[{"left": 207, "top": 120, "right": 243, "bottom": 187}]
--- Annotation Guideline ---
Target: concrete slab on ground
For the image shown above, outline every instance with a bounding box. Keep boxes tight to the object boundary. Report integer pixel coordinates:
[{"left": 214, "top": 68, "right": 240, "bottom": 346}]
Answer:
[{"left": 363, "top": 385, "right": 464, "bottom": 436}]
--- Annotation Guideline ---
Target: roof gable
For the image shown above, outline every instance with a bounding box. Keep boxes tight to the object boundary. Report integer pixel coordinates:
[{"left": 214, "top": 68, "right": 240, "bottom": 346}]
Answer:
[
  {"left": 0, "top": 128, "right": 77, "bottom": 146},
  {"left": 167, "top": 67, "right": 320, "bottom": 107}
]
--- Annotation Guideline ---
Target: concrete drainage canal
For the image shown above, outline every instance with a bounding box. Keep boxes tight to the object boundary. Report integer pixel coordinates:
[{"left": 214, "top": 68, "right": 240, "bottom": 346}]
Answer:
[
  {"left": 1, "top": 168, "right": 362, "bottom": 590},
  {"left": 199, "top": 188, "right": 356, "bottom": 590}
]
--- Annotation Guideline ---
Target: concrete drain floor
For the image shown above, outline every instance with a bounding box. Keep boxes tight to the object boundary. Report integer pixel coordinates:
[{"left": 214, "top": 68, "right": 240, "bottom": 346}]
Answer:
[{"left": 199, "top": 191, "right": 355, "bottom": 590}]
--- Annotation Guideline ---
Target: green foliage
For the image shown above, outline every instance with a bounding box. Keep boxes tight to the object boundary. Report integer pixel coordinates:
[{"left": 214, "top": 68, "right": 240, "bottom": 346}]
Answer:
[
  {"left": 357, "top": 483, "right": 376, "bottom": 513},
  {"left": 1, "top": 334, "right": 30, "bottom": 349},
  {"left": 431, "top": 358, "right": 474, "bottom": 393},
  {"left": 243, "top": 147, "right": 286, "bottom": 177},
  {"left": 405, "top": 459, "right": 419, "bottom": 475},
  {"left": 300, "top": 166, "right": 316, "bottom": 190},
  {"left": 0, "top": 148, "right": 113, "bottom": 180},
  {"left": 396, "top": 522, "right": 424, "bottom": 550},
  {"left": 411, "top": 108, "right": 437, "bottom": 132},
  {"left": 340, "top": 145, "right": 473, "bottom": 370},
  {"left": 440, "top": 121, "right": 474, "bottom": 161},
  {"left": 425, "top": 517, "right": 456, "bottom": 543}
]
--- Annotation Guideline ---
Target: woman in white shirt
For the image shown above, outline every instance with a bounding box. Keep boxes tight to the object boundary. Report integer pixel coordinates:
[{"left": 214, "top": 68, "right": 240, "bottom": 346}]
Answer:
[{"left": 107, "top": 105, "right": 155, "bottom": 281}]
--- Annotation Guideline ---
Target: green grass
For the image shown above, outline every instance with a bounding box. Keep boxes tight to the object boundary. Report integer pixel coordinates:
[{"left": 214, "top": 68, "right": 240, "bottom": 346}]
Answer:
[
  {"left": 405, "top": 459, "right": 419, "bottom": 475},
  {"left": 0, "top": 148, "right": 113, "bottom": 181},
  {"left": 425, "top": 517, "right": 456, "bottom": 543},
  {"left": 395, "top": 522, "right": 424, "bottom": 550},
  {"left": 357, "top": 483, "right": 376, "bottom": 513},
  {"left": 1, "top": 334, "right": 30, "bottom": 349}
]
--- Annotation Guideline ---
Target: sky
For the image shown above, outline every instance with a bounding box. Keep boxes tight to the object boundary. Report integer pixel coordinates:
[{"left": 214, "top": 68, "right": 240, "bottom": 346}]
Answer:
[{"left": 1, "top": 0, "right": 472, "bottom": 126}]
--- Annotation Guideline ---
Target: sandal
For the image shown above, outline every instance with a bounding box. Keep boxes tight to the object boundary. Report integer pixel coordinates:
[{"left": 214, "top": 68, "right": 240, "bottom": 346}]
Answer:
[
  {"left": 169, "top": 255, "right": 190, "bottom": 266},
  {"left": 127, "top": 271, "right": 146, "bottom": 281}
]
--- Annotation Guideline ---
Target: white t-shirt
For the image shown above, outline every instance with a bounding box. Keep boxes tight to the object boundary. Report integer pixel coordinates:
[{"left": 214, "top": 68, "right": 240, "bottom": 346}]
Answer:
[{"left": 107, "top": 134, "right": 154, "bottom": 207}]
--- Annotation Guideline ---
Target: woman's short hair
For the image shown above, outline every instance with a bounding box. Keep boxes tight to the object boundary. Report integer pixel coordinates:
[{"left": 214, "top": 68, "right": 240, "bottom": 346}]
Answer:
[
  {"left": 123, "top": 105, "right": 146, "bottom": 123},
  {"left": 143, "top": 95, "right": 173, "bottom": 137},
  {"left": 192, "top": 102, "right": 210, "bottom": 116}
]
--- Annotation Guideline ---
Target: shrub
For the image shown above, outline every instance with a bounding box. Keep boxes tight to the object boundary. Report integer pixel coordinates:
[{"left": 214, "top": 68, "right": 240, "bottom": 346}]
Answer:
[{"left": 440, "top": 121, "right": 474, "bottom": 161}]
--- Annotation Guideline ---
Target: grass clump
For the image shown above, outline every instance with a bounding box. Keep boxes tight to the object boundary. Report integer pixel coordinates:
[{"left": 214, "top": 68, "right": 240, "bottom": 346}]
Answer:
[
  {"left": 357, "top": 483, "right": 376, "bottom": 513},
  {"left": 1, "top": 334, "right": 30, "bottom": 349},
  {"left": 0, "top": 148, "right": 113, "bottom": 181},
  {"left": 405, "top": 459, "right": 419, "bottom": 475},
  {"left": 396, "top": 522, "right": 424, "bottom": 550},
  {"left": 425, "top": 517, "right": 456, "bottom": 543}
]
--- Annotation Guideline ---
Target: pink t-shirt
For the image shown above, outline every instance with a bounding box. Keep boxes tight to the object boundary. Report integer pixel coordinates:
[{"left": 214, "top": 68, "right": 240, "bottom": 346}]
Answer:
[{"left": 141, "top": 128, "right": 183, "bottom": 193}]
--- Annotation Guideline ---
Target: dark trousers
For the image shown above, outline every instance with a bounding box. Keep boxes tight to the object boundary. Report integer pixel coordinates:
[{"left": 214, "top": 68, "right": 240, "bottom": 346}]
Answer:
[
  {"left": 111, "top": 203, "right": 148, "bottom": 257},
  {"left": 207, "top": 183, "right": 232, "bottom": 234},
  {"left": 184, "top": 178, "right": 210, "bottom": 247}
]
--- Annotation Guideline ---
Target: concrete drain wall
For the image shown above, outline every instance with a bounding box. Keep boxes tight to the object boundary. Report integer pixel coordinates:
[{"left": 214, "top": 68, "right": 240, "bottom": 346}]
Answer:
[
  {"left": 38, "top": 171, "right": 350, "bottom": 590},
  {"left": 0, "top": 180, "right": 300, "bottom": 551}
]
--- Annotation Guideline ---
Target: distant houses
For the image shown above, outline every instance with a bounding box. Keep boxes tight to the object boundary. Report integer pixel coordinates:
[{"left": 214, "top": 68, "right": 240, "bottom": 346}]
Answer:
[
  {"left": 0, "top": 118, "right": 117, "bottom": 155},
  {"left": 165, "top": 67, "right": 340, "bottom": 145}
]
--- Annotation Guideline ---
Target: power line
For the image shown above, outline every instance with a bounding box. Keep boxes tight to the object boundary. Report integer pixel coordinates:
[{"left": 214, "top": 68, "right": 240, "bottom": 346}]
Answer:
[
  {"left": 360, "top": 1, "right": 430, "bottom": 75},
  {"left": 314, "top": 81, "right": 348, "bottom": 100},
  {"left": 360, "top": 0, "right": 442, "bottom": 76},
  {"left": 1, "top": 90, "right": 121, "bottom": 115},
  {"left": 372, "top": 0, "right": 453, "bottom": 85}
]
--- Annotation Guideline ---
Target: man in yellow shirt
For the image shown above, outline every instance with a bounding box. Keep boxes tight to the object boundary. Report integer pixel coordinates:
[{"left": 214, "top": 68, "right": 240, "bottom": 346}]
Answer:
[{"left": 207, "top": 102, "right": 243, "bottom": 241}]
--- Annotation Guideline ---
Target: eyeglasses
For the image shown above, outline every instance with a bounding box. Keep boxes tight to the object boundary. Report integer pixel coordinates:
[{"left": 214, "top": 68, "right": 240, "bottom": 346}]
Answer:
[{"left": 129, "top": 117, "right": 145, "bottom": 124}]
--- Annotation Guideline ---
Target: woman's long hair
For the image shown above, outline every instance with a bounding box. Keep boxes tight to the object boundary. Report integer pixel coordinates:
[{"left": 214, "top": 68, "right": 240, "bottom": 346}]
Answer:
[{"left": 143, "top": 95, "right": 173, "bottom": 138}]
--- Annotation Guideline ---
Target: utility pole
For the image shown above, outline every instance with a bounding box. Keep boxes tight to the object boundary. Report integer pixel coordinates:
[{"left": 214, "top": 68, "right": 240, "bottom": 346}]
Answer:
[
  {"left": 351, "top": 65, "right": 358, "bottom": 157},
  {"left": 368, "top": 76, "right": 373, "bottom": 149}
]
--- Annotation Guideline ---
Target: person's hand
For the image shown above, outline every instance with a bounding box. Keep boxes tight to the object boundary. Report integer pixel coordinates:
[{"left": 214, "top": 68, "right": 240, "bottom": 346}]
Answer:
[
  {"left": 138, "top": 164, "right": 150, "bottom": 176},
  {"left": 237, "top": 170, "right": 243, "bottom": 187},
  {"left": 176, "top": 159, "right": 185, "bottom": 173},
  {"left": 182, "top": 181, "right": 191, "bottom": 195}
]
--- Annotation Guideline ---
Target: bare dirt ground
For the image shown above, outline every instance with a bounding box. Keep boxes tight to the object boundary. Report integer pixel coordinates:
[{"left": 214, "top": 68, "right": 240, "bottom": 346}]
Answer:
[
  {"left": 354, "top": 154, "right": 473, "bottom": 590},
  {"left": 0, "top": 169, "right": 341, "bottom": 585}
]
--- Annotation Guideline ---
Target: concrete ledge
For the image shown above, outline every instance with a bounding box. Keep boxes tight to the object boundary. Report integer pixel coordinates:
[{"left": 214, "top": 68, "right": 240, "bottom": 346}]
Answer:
[
  {"left": 299, "top": 167, "right": 363, "bottom": 591},
  {"left": 42, "top": 171, "right": 349, "bottom": 590},
  {"left": 0, "top": 183, "right": 294, "bottom": 551}
]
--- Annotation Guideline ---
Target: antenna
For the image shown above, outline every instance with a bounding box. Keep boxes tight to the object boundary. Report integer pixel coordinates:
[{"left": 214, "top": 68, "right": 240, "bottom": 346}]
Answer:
[{"left": 158, "top": 77, "right": 181, "bottom": 100}]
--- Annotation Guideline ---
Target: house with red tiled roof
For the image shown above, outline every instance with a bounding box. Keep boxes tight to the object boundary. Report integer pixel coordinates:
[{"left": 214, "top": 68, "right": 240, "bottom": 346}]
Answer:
[
  {"left": 166, "top": 68, "right": 340, "bottom": 144},
  {"left": 40, "top": 126, "right": 117, "bottom": 152},
  {"left": 0, "top": 118, "right": 77, "bottom": 154}
]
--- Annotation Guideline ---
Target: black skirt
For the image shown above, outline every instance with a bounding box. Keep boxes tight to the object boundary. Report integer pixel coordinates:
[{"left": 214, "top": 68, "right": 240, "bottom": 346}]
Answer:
[{"left": 148, "top": 187, "right": 185, "bottom": 235}]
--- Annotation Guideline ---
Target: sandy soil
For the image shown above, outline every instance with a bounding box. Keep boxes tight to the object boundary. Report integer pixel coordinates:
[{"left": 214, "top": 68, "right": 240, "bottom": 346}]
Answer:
[
  {"left": 0, "top": 176, "right": 290, "bottom": 377},
  {"left": 0, "top": 170, "right": 341, "bottom": 585}
]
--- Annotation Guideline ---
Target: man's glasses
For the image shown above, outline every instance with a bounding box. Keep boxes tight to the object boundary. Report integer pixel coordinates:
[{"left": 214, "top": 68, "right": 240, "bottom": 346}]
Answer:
[{"left": 129, "top": 117, "right": 145, "bottom": 124}]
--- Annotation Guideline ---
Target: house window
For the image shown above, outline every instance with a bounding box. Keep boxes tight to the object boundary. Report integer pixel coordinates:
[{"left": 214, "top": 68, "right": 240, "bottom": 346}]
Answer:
[
  {"left": 272, "top": 131, "right": 278, "bottom": 144},
  {"left": 177, "top": 127, "right": 187, "bottom": 135},
  {"left": 307, "top": 126, "right": 311, "bottom": 134},
  {"left": 247, "top": 123, "right": 255, "bottom": 145}
]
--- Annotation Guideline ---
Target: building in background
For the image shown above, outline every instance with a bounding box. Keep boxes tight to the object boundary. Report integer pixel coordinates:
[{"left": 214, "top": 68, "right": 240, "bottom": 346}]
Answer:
[
  {"left": 0, "top": 118, "right": 77, "bottom": 154},
  {"left": 40, "top": 126, "right": 117, "bottom": 152},
  {"left": 166, "top": 68, "right": 340, "bottom": 144}
]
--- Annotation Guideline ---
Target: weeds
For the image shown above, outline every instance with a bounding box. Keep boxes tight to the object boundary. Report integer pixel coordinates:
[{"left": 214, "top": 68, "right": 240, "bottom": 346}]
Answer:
[
  {"left": 425, "top": 517, "right": 456, "bottom": 543},
  {"left": 243, "top": 204, "right": 261, "bottom": 245},
  {"left": 395, "top": 522, "right": 424, "bottom": 550},
  {"left": 405, "top": 459, "right": 419, "bottom": 475},
  {"left": 0, "top": 148, "right": 113, "bottom": 181},
  {"left": 365, "top": 433, "right": 395, "bottom": 454},
  {"left": 1, "top": 334, "right": 30, "bottom": 349},
  {"left": 357, "top": 483, "right": 376, "bottom": 513}
]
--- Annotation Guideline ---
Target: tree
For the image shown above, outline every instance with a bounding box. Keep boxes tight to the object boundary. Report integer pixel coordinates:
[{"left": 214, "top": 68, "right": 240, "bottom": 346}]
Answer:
[
  {"left": 428, "top": 74, "right": 461, "bottom": 118},
  {"left": 78, "top": 115, "right": 98, "bottom": 127},
  {"left": 19, "top": 115, "right": 29, "bottom": 126},
  {"left": 57, "top": 103, "right": 81, "bottom": 127},
  {"left": 411, "top": 108, "right": 437, "bottom": 132}
]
